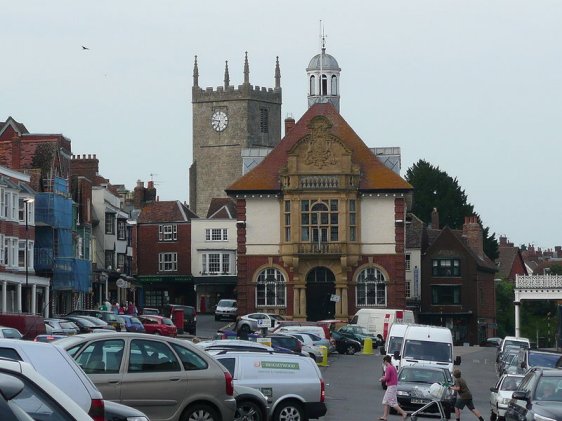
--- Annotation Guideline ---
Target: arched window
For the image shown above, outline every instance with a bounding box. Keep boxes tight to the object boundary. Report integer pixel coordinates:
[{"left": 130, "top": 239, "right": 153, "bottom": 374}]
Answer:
[
  {"left": 331, "top": 75, "right": 338, "bottom": 95},
  {"left": 256, "top": 268, "right": 286, "bottom": 307},
  {"left": 321, "top": 74, "right": 328, "bottom": 95},
  {"left": 356, "top": 267, "right": 387, "bottom": 306},
  {"left": 309, "top": 75, "right": 316, "bottom": 95}
]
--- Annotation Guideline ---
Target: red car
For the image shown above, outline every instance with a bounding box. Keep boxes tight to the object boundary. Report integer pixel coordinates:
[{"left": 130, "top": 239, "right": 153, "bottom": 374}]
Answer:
[{"left": 138, "top": 315, "right": 177, "bottom": 337}]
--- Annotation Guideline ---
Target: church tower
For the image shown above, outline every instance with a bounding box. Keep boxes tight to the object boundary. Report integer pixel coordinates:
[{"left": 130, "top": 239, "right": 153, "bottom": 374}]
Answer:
[
  {"left": 190, "top": 54, "right": 282, "bottom": 217},
  {"left": 306, "top": 37, "right": 341, "bottom": 111}
]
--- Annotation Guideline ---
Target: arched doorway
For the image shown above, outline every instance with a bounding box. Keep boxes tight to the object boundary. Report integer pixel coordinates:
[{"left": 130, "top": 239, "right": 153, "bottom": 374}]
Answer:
[{"left": 306, "top": 267, "right": 335, "bottom": 321}]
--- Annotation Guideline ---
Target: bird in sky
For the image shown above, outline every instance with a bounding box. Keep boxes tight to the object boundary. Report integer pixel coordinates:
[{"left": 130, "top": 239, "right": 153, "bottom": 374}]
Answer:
[{"left": 81, "top": 46, "right": 90, "bottom": 50}]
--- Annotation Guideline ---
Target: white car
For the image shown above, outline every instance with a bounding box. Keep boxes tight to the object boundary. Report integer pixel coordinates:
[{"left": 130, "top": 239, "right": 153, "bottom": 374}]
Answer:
[
  {"left": 283, "top": 332, "right": 324, "bottom": 361},
  {"left": 0, "top": 358, "right": 92, "bottom": 420},
  {"left": 489, "top": 374, "right": 524, "bottom": 421},
  {"left": 236, "top": 313, "right": 285, "bottom": 333}
]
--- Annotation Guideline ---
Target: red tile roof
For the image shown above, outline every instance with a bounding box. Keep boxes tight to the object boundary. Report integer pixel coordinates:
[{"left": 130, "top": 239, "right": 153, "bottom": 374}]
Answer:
[
  {"left": 226, "top": 103, "right": 412, "bottom": 193},
  {"left": 138, "top": 201, "right": 197, "bottom": 223}
]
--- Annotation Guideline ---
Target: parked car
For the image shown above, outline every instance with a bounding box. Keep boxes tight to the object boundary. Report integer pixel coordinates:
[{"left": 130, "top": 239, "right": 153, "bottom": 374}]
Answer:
[
  {"left": 34, "top": 334, "right": 68, "bottom": 343},
  {"left": 505, "top": 367, "right": 562, "bottom": 421},
  {"left": 330, "top": 330, "right": 362, "bottom": 355},
  {"left": 489, "top": 374, "right": 524, "bottom": 421},
  {"left": 291, "top": 331, "right": 335, "bottom": 353},
  {"left": 196, "top": 339, "right": 275, "bottom": 354},
  {"left": 278, "top": 333, "right": 322, "bottom": 361},
  {"left": 234, "top": 384, "right": 270, "bottom": 421},
  {"left": 44, "top": 318, "right": 79, "bottom": 335},
  {"left": 266, "top": 334, "right": 305, "bottom": 355},
  {"left": 497, "top": 336, "right": 530, "bottom": 363},
  {"left": 483, "top": 337, "right": 503, "bottom": 347},
  {"left": 497, "top": 348, "right": 521, "bottom": 376},
  {"left": 141, "top": 307, "right": 160, "bottom": 315},
  {"left": 118, "top": 315, "right": 146, "bottom": 333},
  {"left": 0, "top": 326, "right": 23, "bottom": 339},
  {"left": 62, "top": 315, "right": 103, "bottom": 333},
  {"left": 213, "top": 350, "right": 327, "bottom": 421},
  {"left": 337, "top": 324, "right": 380, "bottom": 347},
  {"left": 272, "top": 322, "right": 331, "bottom": 341},
  {"left": 215, "top": 299, "right": 238, "bottom": 321},
  {"left": 162, "top": 304, "right": 197, "bottom": 335},
  {"left": 56, "top": 332, "right": 237, "bottom": 421},
  {"left": 395, "top": 365, "right": 456, "bottom": 419},
  {"left": 68, "top": 315, "right": 116, "bottom": 331},
  {"left": 236, "top": 313, "right": 285, "bottom": 334},
  {"left": 517, "top": 348, "right": 562, "bottom": 374},
  {"left": 139, "top": 315, "right": 178, "bottom": 337},
  {"left": 0, "top": 358, "right": 93, "bottom": 420},
  {"left": 67, "top": 310, "right": 126, "bottom": 332},
  {"left": 0, "top": 338, "right": 149, "bottom": 420}
]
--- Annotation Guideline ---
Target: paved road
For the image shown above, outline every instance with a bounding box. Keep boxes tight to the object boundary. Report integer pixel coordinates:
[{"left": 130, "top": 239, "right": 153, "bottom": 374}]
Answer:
[{"left": 319, "top": 346, "right": 497, "bottom": 421}]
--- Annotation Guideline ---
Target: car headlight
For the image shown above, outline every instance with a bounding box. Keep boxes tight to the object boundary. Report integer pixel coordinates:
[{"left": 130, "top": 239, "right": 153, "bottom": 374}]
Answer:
[
  {"left": 534, "top": 415, "right": 557, "bottom": 421},
  {"left": 397, "top": 391, "right": 409, "bottom": 396},
  {"left": 499, "top": 397, "right": 511, "bottom": 405}
]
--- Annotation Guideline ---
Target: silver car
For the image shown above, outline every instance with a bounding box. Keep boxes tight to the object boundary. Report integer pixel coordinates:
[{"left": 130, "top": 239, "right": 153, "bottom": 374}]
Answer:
[
  {"left": 57, "top": 332, "right": 237, "bottom": 421},
  {"left": 489, "top": 374, "right": 524, "bottom": 421},
  {"left": 215, "top": 299, "right": 238, "bottom": 321}
]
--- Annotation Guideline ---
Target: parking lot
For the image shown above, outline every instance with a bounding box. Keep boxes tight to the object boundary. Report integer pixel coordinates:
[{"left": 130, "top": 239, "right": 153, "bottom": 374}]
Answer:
[{"left": 199, "top": 315, "right": 499, "bottom": 421}]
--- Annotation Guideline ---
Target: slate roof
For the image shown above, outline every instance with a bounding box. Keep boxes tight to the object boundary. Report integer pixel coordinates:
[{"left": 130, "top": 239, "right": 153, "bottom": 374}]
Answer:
[
  {"left": 405, "top": 213, "right": 425, "bottom": 249},
  {"left": 427, "top": 226, "right": 497, "bottom": 272},
  {"left": 138, "top": 201, "right": 197, "bottom": 223},
  {"left": 207, "top": 198, "right": 237, "bottom": 219},
  {"left": 226, "top": 103, "right": 413, "bottom": 194},
  {"left": 496, "top": 247, "right": 518, "bottom": 279}
]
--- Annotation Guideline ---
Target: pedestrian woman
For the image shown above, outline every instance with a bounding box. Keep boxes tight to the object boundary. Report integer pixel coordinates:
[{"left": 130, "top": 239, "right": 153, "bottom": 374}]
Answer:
[
  {"left": 450, "top": 368, "right": 484, "bottom": 421},
  {"left": 378, "top": 355, "right": 408, "bottom": 421}
]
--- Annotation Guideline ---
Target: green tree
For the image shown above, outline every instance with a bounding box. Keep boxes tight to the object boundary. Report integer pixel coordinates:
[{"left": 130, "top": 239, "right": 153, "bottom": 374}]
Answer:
[
  {"left": 405, "top": 159, "right": 499, "bottom": 259},
  {"left": 495, "top": 280, "right": 515, "bottom": 338}
]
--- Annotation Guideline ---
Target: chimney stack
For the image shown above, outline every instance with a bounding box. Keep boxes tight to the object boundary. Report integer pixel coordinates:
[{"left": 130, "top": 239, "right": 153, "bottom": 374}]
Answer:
[
  {"left": 284, "top": 117, "right": 295, "bottom": 136},
  {"left": 431, "top": 208, "right": 439, "bottom": 229},
  {"left": 463, "top": 215, "right": 484, "bottom": 258}
]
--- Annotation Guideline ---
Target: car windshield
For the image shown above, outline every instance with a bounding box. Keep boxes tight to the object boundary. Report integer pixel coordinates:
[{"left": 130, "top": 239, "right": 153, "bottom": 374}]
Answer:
[
  {"left": 403, "top": 339, "right": 452, "bottom": 362},
  {"left": 162, "top": 318, "right": 174, "bottom": 326},
  {"left": 504, "top": 340, "right": 529, "bottom": 349},
  {"left": 270, "top": 315, "right": 285, "bottom": 321},
  {"left": 500, "top": 376, "right": 522, "bottom": 391},
  {"left": 387, "top": 337, "right": 403, "bottom": 354},
  {"left": 528, "top": 353, "right": 562, "bottom": 369},
  {"left": 535, "top": 377, "right": 562, "bottom": 401},
  {"left": 399, "top": 367, "right": 447, "bottom": 384},
  {"left": 219, "top": 300, "right": 236, "bottom": 308}
]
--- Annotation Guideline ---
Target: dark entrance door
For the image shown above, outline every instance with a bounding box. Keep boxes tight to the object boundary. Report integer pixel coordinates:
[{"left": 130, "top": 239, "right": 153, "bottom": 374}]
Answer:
[{"left": 306, "top": 267, "right": 336, "bottom": 321}]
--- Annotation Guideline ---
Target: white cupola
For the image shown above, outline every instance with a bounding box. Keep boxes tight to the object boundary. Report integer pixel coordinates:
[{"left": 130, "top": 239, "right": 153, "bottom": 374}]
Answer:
[{"left": 306, "top": 37, "right": 341, "bottom": 111}]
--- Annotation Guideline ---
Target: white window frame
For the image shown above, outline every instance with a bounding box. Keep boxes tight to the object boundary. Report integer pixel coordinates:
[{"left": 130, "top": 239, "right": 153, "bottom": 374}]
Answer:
[
  {"left": 0, "top": 187, "right": 5, "bottom": 219},
  {"left": 202, "top": 253, "right": 231, "bottom": 275},
  {"left": 255, "top": 268, "right": 286, "bottom": 307},
  {"left": 356, "top": 267, "right": 387, "bottom": 307},
  {"left": 205, "top": 228, "right": 228, "bottom": 241},
  {"left": 405, "top": 254, "right": 411, "bottom": 271},
  {"left": 158, "top": 252, "right": 177, "bottom": 272},
  {"left": 0, "top": 233, "right": 4, "bottom": 265},
  {"left": 6, "top": 237, "right": 18, "bottom": 268},
  {"left": 159, "top": 224, "right": 178, "bottom": 241},
  {"left": 10, "top": 193, "right": 17, "bottom": 221}
]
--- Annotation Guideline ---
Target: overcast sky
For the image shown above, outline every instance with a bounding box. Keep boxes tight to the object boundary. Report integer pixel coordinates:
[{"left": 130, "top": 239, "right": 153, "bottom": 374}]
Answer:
[{"left": 2, "top": 1, "right": 561, "bottom": 250}]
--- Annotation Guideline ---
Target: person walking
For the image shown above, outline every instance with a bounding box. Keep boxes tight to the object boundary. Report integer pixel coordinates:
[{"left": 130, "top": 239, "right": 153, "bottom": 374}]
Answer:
[
  {"left": 450, "top": 368, "right": 484, "bottom": 421},
  {"left": 378, "top": 355, "right": 408, "bottom": 421}
]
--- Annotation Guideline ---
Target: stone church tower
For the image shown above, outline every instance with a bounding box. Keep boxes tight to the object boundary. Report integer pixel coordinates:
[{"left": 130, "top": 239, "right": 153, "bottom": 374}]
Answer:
[{"left": 189, "top": 53, "right": 282, "bottom": 216}]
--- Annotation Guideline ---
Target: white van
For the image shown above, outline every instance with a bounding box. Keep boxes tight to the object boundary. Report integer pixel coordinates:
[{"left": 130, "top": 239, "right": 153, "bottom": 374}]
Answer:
[
  {"left": 349, "top": 308, "right": 415, "bottom": 339},
  {"left": 398, "top": 324, "right": 460, "bottom": 373},
  {"left": 214, "top": 351, "right": 327, "bottom": 421}
]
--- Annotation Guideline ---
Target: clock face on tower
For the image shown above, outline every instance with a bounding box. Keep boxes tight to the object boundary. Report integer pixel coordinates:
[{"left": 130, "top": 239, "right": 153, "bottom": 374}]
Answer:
[{"left": 211, "top": 110, "right": 228, "bottom": 132}]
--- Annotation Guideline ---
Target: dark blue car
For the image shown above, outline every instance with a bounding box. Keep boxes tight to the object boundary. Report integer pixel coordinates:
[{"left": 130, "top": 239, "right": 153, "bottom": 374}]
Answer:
[{"left": 118, "top": 315, "right": 146, "bottom": 333}]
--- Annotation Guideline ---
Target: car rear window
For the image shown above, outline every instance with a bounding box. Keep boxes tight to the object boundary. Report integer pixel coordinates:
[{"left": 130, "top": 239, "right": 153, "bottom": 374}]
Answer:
[
  {"left": 163, "top": 318, "right": 174, "bottom": 326},
  {"left": 528, "top": 352, "right": 562, "bottom": 368}
]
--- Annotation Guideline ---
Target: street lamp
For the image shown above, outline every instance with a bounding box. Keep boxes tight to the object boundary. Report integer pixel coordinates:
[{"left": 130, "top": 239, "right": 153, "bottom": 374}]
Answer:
[{"left": 23, "top": 198, "right": 34, "bottom": 288}]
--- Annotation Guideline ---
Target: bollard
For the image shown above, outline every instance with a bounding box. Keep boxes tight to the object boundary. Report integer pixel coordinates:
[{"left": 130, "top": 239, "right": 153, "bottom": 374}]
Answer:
[
  {"left": 318, "top": 345, "right": 329, "bottom": 367},
  {"left": 362, "top": 337, "right": 374, "bottom": 355}
]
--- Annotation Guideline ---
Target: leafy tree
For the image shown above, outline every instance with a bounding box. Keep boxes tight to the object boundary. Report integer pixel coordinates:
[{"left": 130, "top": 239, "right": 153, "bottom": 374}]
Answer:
[
  {"left": 495, "top": 280, "right": 515, "bottom": 338},
  {"left": 549, "top": 264, "right": 562, "bottom": 275},
  {"left": 405, "top": 159, "right": 499, "bottom": 259}
]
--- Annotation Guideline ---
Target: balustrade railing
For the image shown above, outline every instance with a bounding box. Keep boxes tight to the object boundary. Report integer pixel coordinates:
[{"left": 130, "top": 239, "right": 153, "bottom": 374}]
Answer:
[{"left": 515, "top": 274, "right": 562, "bottom": 289}]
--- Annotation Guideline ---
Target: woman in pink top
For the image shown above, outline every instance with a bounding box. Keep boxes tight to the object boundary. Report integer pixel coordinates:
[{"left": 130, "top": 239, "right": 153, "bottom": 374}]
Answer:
[{"left": 378, "top": 355, "right": 408, "bottom": 421}]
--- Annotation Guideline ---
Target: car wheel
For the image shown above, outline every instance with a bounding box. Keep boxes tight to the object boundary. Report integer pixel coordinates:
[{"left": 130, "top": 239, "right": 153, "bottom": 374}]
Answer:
[
  {"left": 240, "top": 324, "right": 251, "bottom": 334},
  {"left": 182, "top": 403, "right": 220, "bottom": 421},
  {"left": 235, "top": 399, "right": 264, "bottom": 421},
  {"left": 345, "top": 344, "right": 356, "bottom": 355},
  {"left": 273, "top": 400, "right": 305, "bottom": 421}
]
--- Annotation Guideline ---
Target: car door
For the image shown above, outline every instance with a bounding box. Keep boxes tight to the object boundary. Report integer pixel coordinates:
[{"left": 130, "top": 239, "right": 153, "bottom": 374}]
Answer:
[
  {"left": 120, "top": 338, "right": 185, "bottom": 421},
  {"left": 73, "top": 338, "right": 125, "bottom": 400}
]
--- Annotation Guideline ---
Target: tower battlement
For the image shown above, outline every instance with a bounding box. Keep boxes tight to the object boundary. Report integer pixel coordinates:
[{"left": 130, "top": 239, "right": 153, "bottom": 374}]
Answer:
[{"left": 192, "top": 84, "right": 282, "bottom": 103}]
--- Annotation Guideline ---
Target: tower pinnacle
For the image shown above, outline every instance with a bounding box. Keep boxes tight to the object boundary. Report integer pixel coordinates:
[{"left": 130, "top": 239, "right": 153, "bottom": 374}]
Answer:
[
  {"left": 275, "top": 56, "right": 281, "bottom": 89},
  {"left": 193, "top": 55, "right": 199, "bottom": 87},
  {"left": 224, "top": 60, "right": 230, "bottom": 88},
  {"left": 243, "top": 51, "right": 250, "bottom": 85}
]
